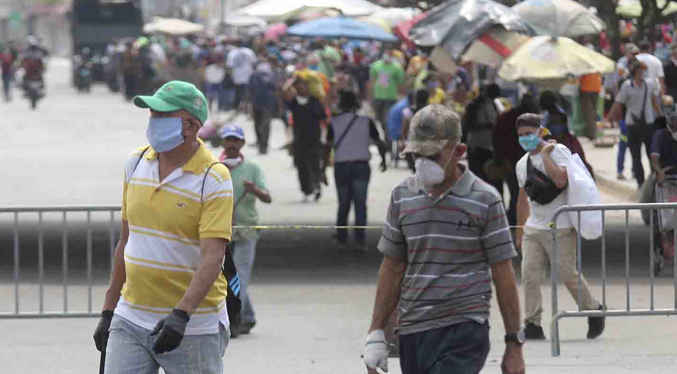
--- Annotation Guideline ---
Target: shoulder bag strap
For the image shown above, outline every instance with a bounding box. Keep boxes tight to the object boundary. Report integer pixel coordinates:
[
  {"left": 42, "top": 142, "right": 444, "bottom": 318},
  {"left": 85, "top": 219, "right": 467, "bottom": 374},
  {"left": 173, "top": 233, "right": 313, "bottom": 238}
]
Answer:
[
  {"left": 131, "top": 146, "right": 151, "bottom": 176},
  {"left": 639, "top": 79, "right": 648, "bottom": 122},
  {"left": 333, "top": 114, "right": 359, "bottom": 151}
]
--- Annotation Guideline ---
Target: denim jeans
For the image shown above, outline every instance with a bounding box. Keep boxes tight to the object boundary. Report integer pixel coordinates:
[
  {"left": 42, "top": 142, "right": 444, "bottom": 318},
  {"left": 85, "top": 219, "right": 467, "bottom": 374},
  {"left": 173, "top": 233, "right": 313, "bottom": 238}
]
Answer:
[
  {"left": 205, "top": 83, "right": 223, "bottom": 112},
  {"left": 334, "top": 161, "right": 371, "bottom": 245},
  {"left": 627, "top": 123, "right": 655, "bottom": 187},
  {"left": 232, "top": 238, "right": 258, "bottom": 325},
  {"left": 104, "top": 314, "right": 229, "bottom": 374},
  {"left": 2, "top": 74, "right": 11, "bottom": 101},
  {"left": 253, "top": 107, "right": 273, "bottom": 151},
  {"left": 617, "top": 119, "right": 628, "bottom": 174},
  {"left": 399, "top": 321, "right": 490, "bottom": 374}
]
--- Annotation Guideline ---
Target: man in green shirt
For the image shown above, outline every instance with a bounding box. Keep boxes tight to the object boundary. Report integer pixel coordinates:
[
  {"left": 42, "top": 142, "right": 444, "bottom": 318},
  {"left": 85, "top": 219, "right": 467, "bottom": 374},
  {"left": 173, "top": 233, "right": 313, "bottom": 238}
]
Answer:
[
  {"left": 219, "top": 124, "right": 272, "bottom": 336},
  {"left": 369, "top": 47, "right": 405, "bottom": 144}
]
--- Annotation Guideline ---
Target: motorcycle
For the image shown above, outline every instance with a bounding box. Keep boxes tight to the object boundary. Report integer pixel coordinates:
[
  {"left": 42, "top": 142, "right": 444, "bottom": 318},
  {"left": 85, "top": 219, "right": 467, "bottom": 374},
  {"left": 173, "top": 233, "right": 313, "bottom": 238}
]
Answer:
[
  {"left": 76, "top": 61, "right": 93, "bottom": 93},
  {"left": 24, "top": 78, "right": 44, "bottom": 110}
]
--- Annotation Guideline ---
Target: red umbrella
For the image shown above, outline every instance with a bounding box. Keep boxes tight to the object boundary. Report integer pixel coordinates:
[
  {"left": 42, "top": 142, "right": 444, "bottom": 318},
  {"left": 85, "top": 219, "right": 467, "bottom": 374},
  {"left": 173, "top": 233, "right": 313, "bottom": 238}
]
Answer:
[
  {"left": 264, "top": 23, "right": 288, "bottom": 41},
  {"left": 393, "top": 12, "right": 428, "bottom": 49}
]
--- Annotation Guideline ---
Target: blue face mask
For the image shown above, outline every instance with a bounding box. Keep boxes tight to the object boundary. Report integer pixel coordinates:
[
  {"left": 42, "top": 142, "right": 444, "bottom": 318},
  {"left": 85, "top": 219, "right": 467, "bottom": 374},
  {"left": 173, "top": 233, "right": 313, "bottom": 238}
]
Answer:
[
  {"left": 146, "top": 117, "right": 185, "bottom": 152},
  {"left": 519, "top": 133, "right": 541, "bottom": 152}
]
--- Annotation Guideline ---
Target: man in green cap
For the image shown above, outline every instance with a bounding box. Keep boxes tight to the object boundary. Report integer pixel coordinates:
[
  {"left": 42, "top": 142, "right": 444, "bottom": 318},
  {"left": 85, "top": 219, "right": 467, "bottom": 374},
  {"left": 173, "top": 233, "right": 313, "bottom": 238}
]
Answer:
[
  {"left": 363, "top": 105, "right": 525, "bottom": 374},
  {"left": 93, "top": 81, "right": 235, "bottom": 374}
]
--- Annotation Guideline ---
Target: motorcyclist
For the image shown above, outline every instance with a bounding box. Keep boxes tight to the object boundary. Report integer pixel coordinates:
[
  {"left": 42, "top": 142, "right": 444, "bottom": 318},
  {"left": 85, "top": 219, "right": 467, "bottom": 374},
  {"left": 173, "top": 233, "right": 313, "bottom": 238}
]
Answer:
[{"left": 18, "top": 36, "right": 47, "bottom": 85}]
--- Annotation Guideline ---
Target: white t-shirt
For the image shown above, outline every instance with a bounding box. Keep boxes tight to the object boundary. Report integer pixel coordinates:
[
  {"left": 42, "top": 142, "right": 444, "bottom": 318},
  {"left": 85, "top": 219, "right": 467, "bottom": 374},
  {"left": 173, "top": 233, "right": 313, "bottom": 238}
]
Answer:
[
  {"left": 226, "top": 47, "right": 257, "bottom": 85},
  {"left": 516, "top": 144, "right": 572, "bottom": 230},
  {"left": 637, "top": 52, "right": 665, "bottom": 98}
]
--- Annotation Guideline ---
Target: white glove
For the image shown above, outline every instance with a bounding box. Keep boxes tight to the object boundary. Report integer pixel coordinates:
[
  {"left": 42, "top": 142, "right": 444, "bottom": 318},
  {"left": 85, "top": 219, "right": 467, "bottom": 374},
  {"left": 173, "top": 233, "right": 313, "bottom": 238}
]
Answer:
[{"left": 363, "top": 329, "right": 389, "bottom": 373}]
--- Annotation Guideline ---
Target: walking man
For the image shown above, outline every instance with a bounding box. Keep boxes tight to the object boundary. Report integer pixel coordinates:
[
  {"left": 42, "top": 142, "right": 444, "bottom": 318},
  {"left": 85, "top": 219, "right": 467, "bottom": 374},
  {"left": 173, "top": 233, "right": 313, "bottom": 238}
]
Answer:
[
  {"left": 515, "top": 113, "right": 605, "bottom": 340},
  {"left": 226, "top": 39, "right": 256, "bottom": 114},
  {"left": 93, "top": 81, "right": 234, "bottom": 373},
  {"left": 0, "top": 43, "right": 14, "bottom": 102},
  {"left": 219, "top": 124, "right": 272, "bottom": 336},
  {"left": 327, "top": 90, "right": 387, "bottom": 252},
  {"left": 249, "top": 58, "right": 279, "bottom": 154},
  {"left": 579, "top": 73, "right": 602, "bottom": 140},
  {"left": 363, "top": 105, "right": 525, "bottom": 374},
  {"left": 284, "top": 72, "right": 326, "bottom": 202},
  {"left": 608, "top": 61, "right": 664, "bottom": 188},
  {"left": 369, "top": 47, "right": 405, "bottom": 143}
]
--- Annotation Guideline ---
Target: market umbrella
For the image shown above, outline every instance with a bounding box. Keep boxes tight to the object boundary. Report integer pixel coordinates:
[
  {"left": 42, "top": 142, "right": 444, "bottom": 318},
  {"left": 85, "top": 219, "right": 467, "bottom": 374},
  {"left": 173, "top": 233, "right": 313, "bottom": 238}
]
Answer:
[
  {"left": 366, "top": 7, "right": 421, "bottom": 26},
  {"left": 513, "top": 0, "right": 605, "bottom": 37},
  {"left": 287, "top": 16, "right": 398, "bottom": 42},
  {"left": 393, "top": 12, "right": 428, "bottom": 49},
  {"left": 264, "top": 23, "right": 287, "bottom": 41},
  {"left": 240, "top": 0, "right": 383, "bottom": 19},
  {"left": 616, "top": 0, "right": 677, "bottom": 18},
  {"left": 357, "top": 16, "right": 392, "bottom": 32},
  {"left": 498, "top": 36, "right": 615, "bottom": 82},
  {"left": 143, "top": 17, "right": 204, "bottom": 35},
  {"left": 223, "top": 12, "right": 267, "bottom": 28},
  {"left": 429, "top": 26, "right": 528, "bottom": 74},
  {"left": 410, "top": 0, "right": 534, "bottom": 61}
]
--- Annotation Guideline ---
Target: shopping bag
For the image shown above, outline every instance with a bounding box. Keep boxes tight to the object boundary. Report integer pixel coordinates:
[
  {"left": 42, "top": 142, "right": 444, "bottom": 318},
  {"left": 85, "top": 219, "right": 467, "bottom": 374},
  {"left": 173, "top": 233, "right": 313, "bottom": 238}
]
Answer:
[{"left": 566, "top": 154, "right": 603, "bottom": 240}]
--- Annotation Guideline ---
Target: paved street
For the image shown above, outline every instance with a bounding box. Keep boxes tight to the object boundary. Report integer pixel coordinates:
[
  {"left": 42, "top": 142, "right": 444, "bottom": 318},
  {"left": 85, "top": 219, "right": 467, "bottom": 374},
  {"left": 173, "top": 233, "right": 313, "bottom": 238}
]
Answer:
[{"left": 1, "top": 59, "right": 677, "bottom": 373}]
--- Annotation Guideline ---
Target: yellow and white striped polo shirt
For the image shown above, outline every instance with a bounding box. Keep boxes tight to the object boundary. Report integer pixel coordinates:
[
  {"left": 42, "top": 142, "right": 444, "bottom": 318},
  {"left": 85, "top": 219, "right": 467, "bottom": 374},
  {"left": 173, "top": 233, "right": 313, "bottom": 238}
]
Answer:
[{"left": 116, "top": 140, "right": 233, "bottom": 335}]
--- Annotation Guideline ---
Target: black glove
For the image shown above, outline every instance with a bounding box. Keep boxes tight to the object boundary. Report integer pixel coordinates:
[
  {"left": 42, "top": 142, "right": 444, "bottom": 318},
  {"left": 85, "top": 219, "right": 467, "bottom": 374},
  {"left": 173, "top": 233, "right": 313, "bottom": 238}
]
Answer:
[
  {"left": 93, "top": 310, "right": 114, "bottom": 352},
  {"left": 150, "top": 309, "right": 190, "bottom": 354},
  {"left": 380, "top": 158, "right": 387, "bottom": 172}
]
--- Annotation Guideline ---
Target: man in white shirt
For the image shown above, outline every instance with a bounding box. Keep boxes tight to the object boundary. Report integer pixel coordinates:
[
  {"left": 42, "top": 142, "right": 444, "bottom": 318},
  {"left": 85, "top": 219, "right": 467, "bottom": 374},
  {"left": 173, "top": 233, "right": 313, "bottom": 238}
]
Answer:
[
  {"left": 515, "top": 113, "right": 605, "bottom": 341},
  {"left": 637, "top": 41, "right": 666, "bottom": 96},
  {"left": 226, "top": 40, "right": 257, "bottom": 114}
]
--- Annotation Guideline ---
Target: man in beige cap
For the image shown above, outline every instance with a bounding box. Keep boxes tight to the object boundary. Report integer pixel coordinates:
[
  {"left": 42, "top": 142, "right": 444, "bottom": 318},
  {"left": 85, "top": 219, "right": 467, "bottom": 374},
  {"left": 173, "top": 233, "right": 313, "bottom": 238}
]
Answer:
[{"left": 363, "top": 104, "right": 525, "bottom": 374}]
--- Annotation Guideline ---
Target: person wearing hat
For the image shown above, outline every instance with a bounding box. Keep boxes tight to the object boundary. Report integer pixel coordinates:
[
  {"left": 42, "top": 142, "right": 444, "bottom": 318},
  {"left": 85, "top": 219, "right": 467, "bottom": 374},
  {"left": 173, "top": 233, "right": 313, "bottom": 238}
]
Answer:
[
  {"left": 608, "top": 61, "right": 665, "bottom": 189},
  {"left": 514, "top": 113, "right": 605, "bottom": 341},
  {"left": 363, "top": 105, "right": 524, "bottom": 374},
  {"left": 218, "top": 123, "right": 271, "bottom": 336},
  {"left": 93, "top": 81, "right": 234, "bottom": 373}
]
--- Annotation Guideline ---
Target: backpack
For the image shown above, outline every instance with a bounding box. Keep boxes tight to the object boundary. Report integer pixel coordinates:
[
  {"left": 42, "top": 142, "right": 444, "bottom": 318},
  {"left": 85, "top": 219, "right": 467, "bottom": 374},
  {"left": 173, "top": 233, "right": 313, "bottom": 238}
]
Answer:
[{"left": 132, "top": 148, "right": 242, "bottom": 326}]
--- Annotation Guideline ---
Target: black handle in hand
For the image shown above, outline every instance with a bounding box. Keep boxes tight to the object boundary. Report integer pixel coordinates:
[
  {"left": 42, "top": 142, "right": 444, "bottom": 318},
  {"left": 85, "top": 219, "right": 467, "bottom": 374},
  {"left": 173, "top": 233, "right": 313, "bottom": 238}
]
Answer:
[{"left": 99, "top": 349, "right": 106, "bottom": 374}]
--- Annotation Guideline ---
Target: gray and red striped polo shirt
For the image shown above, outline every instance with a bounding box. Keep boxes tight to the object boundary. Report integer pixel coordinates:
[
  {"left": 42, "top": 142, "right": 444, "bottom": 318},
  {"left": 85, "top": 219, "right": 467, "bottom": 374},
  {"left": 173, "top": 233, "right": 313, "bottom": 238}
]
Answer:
[{"left": 378, "top": 165, "right": 517, "bottom": 336}]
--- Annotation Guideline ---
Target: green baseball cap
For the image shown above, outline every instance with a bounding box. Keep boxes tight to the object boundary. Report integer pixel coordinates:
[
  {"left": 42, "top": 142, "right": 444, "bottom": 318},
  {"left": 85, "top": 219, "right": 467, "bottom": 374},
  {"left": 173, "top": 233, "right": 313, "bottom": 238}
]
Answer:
[
  {"left": 134, "top": 81, "right": 208, "bottom": 125},
  {"left": 402, "top": 104, "right": 462, "bottom": 157}
]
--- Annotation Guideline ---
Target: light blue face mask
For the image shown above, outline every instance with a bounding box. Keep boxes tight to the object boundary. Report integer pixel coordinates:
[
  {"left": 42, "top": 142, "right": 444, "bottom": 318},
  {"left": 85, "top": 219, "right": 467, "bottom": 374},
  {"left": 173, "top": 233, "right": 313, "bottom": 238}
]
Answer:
[
  {"left": 519, "top": 133, "right": 541, "bottom": 152},
  {"left": 146, "top": 117, "right": 185, "bottom": 152}
]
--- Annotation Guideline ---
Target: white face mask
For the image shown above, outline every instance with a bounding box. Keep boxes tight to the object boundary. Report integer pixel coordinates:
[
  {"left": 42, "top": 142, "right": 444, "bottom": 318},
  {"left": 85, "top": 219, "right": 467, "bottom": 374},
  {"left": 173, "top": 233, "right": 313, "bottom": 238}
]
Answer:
[
  {"left": 414, "top": 145, "right": 457, "bottom": 188},
  {"left": 223, "top": 157, "right": 242, "bottom": 168},
  {"left": 296, "top": 96, "right": 309, "bottom": 105}
]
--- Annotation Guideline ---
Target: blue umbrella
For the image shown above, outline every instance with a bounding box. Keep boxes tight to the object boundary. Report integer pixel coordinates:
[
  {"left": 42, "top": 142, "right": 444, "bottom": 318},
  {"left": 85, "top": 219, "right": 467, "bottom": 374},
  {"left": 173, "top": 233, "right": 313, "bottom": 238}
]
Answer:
[{"left": 287, "top": 16, "right": 398, "bottom": 42}]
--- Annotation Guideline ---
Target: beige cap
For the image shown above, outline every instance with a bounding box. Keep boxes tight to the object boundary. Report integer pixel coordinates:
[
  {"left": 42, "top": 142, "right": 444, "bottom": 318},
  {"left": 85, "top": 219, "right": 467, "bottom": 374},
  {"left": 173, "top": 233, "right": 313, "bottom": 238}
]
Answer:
[
  {"left": 626, "top": 43, "right": 640, "bottom": 54},
  {"left": 401, "top": 104, "right": 462, "bottom": 157}
]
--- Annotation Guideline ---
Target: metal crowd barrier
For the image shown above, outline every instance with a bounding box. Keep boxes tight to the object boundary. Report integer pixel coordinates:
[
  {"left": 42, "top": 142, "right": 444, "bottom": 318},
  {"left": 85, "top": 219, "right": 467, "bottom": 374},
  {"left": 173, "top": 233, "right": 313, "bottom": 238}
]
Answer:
[
  {"left": 0, "top": 206, "right": 121, "bottom": 319},
  {"left": 550, "top": 203, "right": 677, "bottom": 357}
]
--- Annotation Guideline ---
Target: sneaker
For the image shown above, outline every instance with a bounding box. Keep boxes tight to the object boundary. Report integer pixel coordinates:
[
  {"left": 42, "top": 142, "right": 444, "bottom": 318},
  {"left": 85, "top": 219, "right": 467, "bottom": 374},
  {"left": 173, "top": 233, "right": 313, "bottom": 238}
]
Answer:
[
  {"left": 617, "top": 173, "right": 626, "bottom": 181},
  {"left": 587, "top": 306, "right": 606, "bottom": 339},
  {"left": 525, "top": 323, "right": 546, "bottom": 340},
  {"left": 302, "top": 195, "right": 310, "bottom": 203}
]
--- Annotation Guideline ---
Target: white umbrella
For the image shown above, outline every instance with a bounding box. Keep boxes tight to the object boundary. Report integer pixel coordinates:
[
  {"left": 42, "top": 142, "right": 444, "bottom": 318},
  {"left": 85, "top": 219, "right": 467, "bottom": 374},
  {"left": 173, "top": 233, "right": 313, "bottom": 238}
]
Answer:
[
  {"left": 498, "top": 36, "right": 615, "bottom": 82},
  {"left": 223, "top": 12, "right": 267, "bottom": 27},
  {"left": 513, "top": 0, "right": 605, "bottom": 37},
  {"left": 144, "top": 17, "right": 204, "bottom": 35},
  {"left": 239, "top": 0, "right": 384, "bottom": 19},
  {"left": 364, "top": 7, "right": 421, "bottom": 26}
]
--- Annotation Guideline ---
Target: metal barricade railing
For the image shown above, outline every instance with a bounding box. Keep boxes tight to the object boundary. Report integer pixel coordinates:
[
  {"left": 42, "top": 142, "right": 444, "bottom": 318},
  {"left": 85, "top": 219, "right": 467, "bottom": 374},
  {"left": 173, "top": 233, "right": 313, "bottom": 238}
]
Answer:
[
  {"left": 0, "top": 206, "right": 121, "bottom": 319},
  {"left": 550, "top": 203, "right": 677, "bottom": 357}
]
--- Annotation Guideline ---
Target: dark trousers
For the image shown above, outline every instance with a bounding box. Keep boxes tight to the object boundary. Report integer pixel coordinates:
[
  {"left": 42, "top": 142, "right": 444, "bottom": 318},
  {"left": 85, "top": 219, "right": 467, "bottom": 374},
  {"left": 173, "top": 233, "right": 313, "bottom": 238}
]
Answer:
[
  {"left": 399, "top": 321, "right": 491, "bottom": 374},
  {"left": 372, "top": 99, "right": 396, "bottom": 143},
  {"left": 123, "top": 74, "right": 136, "bottom": 101},
  {"left": 627, "top": 124, "right": 655, "bottom": 187},
  {"left": 580, "top": 91, "right": 599, "bottom": 140},
  {"left": 294, "top": 142, "right": 321, "bottom": 195},
  {"left": 468, "top": 148, "right": 504, "bottom": 196},
  {"left": 2, "top": 74, "right": 11, "bottom": 101},
  {"left": 334, "top": 161, "right": 371, "bottom": 245},
  {"left": 253, "top": 106, "right": 273, "bottom": 152},
  {"left": 234, "top": 84, "right": 248, "bottom": 111},
  {"left": 506, "top": 168, "right": 519, "bottom": 226}
]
